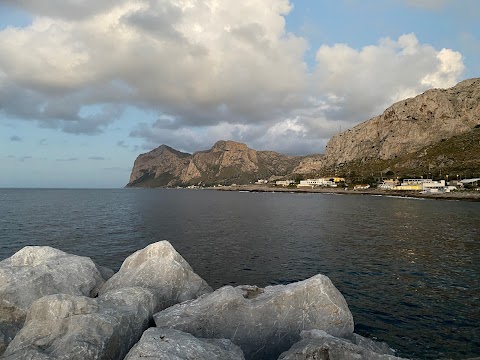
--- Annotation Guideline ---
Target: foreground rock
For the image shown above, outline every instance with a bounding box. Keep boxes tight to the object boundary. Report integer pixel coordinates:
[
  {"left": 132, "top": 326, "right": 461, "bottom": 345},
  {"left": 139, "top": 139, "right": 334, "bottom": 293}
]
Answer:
[
  {"left": 3, "top": 288, "right": 156, "bottom": 360},
  {"left": 124, "top": 327, "right": 245, "bottom": 360},
  {"left": 154, "top": 275, "right": 354, "bottom": 360},
  {"left": 0, "top": 246, "right": 108, "bottom": 354},
  {"left": 278, "top": 330, "right": 406, "bottom": 360},
  {"left": 3, "top": 241, "right": 213, "bottom": 360},
  {"left": 99, "top": 241, "right": 212, "bottom": 311}
]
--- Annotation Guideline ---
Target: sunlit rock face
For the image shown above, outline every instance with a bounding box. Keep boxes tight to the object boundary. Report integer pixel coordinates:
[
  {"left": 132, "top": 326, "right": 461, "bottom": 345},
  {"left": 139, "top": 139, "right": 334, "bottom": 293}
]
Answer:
[
  {"left": 127, "top": 140, "right": 319, "bottom": 187},
  {"left": 324, "top": 78, "right": 480, "bottom": 165},
  {"left": 0, "top": 246, "right": 107, "bottom": 354},
  {"left": 154, "top": 275, "right": 354, "bottom": 360}
]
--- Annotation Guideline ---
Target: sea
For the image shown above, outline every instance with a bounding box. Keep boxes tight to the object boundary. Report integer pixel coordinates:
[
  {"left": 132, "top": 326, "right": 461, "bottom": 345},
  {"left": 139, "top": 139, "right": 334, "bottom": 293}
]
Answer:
[{"left": 0, "top": 188, "right": 479, "bottom": 359}]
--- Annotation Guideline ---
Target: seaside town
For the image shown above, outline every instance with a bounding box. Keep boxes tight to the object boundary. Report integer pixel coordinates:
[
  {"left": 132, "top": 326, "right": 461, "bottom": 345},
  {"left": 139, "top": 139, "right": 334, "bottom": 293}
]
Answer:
[{"left": 272, "top": 177, "right": 480, "bottom": 193}]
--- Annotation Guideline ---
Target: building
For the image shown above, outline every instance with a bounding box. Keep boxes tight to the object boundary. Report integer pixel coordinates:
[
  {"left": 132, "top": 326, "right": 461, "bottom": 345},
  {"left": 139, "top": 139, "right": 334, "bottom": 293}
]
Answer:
[
  {"left": 297, "top": 178, "right": 337, "bottom": 188},
  {"left": 394, "top": 179, "right": 427, "bottom": 191},
  {"left": 354, "top": 184, "right": 370, "bottom": 190},
  {"left": 378, "top": 179, "right": 399, "bottom": 190},
  {"left": 394, "top": 179, "right": 455, "bottom": 192},
  {"left": 276, "top": 180, "right": 295, "bottom": 186}
]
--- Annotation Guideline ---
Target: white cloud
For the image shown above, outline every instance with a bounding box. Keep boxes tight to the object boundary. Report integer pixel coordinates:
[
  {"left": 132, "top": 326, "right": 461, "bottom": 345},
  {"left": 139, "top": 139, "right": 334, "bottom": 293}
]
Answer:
[
  {"left": 313, "top": 33, "right": 464, "bottom": 123},
  {"left": 0, "top": 0, "right": 308, "bottom": 134},
  {"left": 0, "top": 1, "right": 466, "bottom": 154}
]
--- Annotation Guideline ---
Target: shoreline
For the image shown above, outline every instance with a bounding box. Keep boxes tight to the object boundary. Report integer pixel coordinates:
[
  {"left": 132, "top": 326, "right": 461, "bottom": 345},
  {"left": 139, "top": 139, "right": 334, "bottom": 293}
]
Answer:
[{"left": 211, "top": 185, "right": 480, "bottom": 202}]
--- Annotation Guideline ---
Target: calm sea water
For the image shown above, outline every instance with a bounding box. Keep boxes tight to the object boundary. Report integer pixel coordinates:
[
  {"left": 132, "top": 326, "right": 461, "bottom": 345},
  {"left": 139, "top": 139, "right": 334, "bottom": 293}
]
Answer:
[{"left": 0, "top": 188, "right": 479, "bottom": 359}]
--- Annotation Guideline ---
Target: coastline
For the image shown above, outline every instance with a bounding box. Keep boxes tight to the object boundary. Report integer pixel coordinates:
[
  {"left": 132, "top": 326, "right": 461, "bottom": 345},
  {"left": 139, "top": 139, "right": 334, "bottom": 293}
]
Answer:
[{"left": 212, "top": 185, "right": 480, "bottom": 202}]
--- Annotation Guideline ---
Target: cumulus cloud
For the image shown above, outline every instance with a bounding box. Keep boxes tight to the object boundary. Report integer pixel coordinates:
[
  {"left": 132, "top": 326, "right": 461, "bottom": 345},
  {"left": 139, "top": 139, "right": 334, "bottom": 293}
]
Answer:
[
  {"left": 2, "top": 0, "right": 120, "bottom": 20},
  {"left": 312, "top": 33, "right": 464, "bottom": 123},
  {"left": 0, "top": 1, "right": 466, "bottom": 154}
]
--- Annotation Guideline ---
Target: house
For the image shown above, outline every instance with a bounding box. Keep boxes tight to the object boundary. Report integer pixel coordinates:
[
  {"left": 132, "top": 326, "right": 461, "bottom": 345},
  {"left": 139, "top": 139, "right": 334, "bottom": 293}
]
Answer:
[
  {"left": 354, "top": 184, "right": 370, "bottom": 190},
  {"left": 297, "top": 178, "right": 337, "bottom": 188},
  {"left": 378, "top": 179, "right": 399, "bottom": 190},
  {"left": 394, "top": 179, "right": 455, "bottom": 192},
  {"left": 276, "top": 180, "right": 295, "bottom": 186},
  {"left": 394, "top": 179, "right": 427, "bottom": 191}
]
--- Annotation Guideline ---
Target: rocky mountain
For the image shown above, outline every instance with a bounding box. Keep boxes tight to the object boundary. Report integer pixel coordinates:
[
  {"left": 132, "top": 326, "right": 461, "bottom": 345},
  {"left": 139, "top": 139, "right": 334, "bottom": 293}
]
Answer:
[
  {"left": 128, "top": 145, "right": 191, "bottom": 187},
  {"left": 127, "top": 140, "right": 321, "bottom": 187},
  {"left": 323, "top": 125, "right": 480, "bottom": 182},
  {"left": 324, "top": 78, "right": 480, "bottom": 166},
  {"left": 128, "top": 78, "right": 480, "bottom": 187}
]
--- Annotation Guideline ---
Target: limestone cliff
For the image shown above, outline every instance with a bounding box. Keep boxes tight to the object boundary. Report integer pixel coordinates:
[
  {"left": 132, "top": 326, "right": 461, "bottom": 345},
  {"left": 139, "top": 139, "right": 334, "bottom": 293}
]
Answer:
[
  {"left": 128, "top": 145, "right": 191, "bottom": 187},
  {"left": 324, "top": 78, "right": 480, "bottom": 165},
  {"left": 127, "top": 140, "right": 317, "bottom": 187}
]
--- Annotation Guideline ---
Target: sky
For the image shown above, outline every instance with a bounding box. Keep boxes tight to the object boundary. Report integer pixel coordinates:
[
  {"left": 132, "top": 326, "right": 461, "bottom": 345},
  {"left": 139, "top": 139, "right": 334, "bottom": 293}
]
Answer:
[{"left": 0, "top": 0, "right": 478, "bottom": 188}]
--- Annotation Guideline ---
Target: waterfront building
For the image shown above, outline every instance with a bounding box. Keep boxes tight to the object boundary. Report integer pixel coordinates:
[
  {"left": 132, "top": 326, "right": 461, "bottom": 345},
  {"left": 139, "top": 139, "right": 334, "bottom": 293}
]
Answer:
[{"left": 276, "top": 180, "right": 296, "bottom": 186}]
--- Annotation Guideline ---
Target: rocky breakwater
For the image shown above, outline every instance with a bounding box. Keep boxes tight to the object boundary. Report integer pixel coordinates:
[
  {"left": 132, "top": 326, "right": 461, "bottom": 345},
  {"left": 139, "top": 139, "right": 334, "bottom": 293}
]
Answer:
[
  {"left": 0, "top": 247, "right": 112, "bottom": 353},
  {"left": 1, "top": 241, "right": 408, "bottom": 360}
]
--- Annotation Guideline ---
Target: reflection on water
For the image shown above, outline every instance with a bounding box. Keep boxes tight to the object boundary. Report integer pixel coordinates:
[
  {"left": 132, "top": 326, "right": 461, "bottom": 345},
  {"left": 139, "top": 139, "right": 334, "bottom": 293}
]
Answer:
[{"left": 0, "top": 189, "right": 479, "bottom": 359}]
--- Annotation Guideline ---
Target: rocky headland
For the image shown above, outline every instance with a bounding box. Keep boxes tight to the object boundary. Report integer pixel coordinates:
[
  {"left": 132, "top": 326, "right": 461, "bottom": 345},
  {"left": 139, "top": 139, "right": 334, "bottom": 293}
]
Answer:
[
  {"left": 127, "top": 78, "right": 480, "bottom": 187},
  {"left": 1, "top": 242, "right": 478, "bottom": 360},
  {"left": 127, "top": 140, "right": 322, "bottom": 188}
]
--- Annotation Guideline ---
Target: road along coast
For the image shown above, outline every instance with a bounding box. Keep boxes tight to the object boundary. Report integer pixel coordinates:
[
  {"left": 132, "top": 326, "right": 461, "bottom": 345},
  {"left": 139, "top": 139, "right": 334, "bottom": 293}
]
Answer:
[{"left": 213, "top": 185, "right": 480, "bottom": 202}]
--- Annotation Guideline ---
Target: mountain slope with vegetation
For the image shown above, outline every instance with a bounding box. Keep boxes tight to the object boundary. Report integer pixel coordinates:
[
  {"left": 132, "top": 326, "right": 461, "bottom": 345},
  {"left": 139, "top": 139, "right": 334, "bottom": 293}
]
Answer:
[
  {"left": 324, "top": 78, "right": 480, "bottom": 166},
  {"left": 322, "top": 126, "right": 480, "bottom": 183},
  {"left": 127, "top": 78, "right": 480, "bottom": 187}
]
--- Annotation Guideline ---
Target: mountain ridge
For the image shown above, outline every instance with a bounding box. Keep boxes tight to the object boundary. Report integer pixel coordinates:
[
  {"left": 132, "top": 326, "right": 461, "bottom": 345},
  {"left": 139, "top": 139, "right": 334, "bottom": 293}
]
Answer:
[{"left": 127, "top": 78, "right": 480, "bottom": 187}]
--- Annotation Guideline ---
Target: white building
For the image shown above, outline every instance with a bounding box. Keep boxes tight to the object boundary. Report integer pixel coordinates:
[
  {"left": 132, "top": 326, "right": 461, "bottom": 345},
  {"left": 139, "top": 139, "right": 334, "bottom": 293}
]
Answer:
[
  {"left": 276, "top": 180, "right": 295, "bottom": 186},
  {"left": 378, "top": 179, "right": 399, "bottom": 190},
  {"left": 297, "top": 178, "right": 337, "bottom": 188}
]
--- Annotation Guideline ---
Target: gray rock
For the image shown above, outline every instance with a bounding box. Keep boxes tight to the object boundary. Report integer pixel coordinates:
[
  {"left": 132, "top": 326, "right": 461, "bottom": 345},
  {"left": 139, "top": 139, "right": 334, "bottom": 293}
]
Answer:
[
  {"left": 95, "top": 265, "right": 115, "bottom": 281},
  {"left": 99, "top": 241, "right": 212, "bottom": 311},
  {"left": 0, "top": 246, "right": 106, "bottom": 354},
  {"left": 154, "top": 274, "right": 354, "bottom": 360},
  {"left": 0, "top": 246, "right": 106, "bottom": 323},
  {"left": 2, "top": 287, "right": 156, "bottom": 360},
  {"left": 2, "top": 241, "right": 212, "bottom": 359},
  {"left": 278, "top": 330, "right": 407, "bottom": 360},
  {"left": 351, "top": 333, "right": 395, "bottom": 356},
  {"left": 0, "top": 323, "right": 22, "bottom": 355},
  {"left": 124, "top": 327, "right": 245, "bottom": 360}
]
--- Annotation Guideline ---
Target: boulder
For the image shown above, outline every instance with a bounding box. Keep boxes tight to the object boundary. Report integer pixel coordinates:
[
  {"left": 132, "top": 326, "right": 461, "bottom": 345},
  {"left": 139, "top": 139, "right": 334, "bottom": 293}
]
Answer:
[
  {"left": 351, "top": 333, "right": 395, "bottom": 356},
  {"left": 3, "top": 241, "right": 213, "bottom": 359},
  {"left": 278, "top": 330, "right": 406, "bottom": 360},
  {"left": 0, "top": 246, "right": 107, "bottom": 354},
  {"left": 2, "top": 287, "right": 156, "bottom": 360},
  {"left": 154, "top": 274, "right": 354, "bottom": 360},
  {"left": 0, "top": 246, "right": 107, "bottom": 323},
  {"left": 124, "top": 327, "right": 245, "bottom": 360},
  {"left": 99, "top": 241, "right": 212, "bottom": 311}
]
